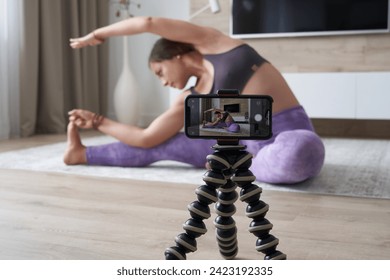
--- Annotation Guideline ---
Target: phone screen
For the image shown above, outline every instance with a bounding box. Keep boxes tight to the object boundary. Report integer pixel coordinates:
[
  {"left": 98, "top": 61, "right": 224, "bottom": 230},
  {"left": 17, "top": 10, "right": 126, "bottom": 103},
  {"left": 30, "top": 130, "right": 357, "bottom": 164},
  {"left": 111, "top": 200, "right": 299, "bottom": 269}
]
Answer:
[{"left": 185, "top": 95, "right": 273, "bottom": 140}]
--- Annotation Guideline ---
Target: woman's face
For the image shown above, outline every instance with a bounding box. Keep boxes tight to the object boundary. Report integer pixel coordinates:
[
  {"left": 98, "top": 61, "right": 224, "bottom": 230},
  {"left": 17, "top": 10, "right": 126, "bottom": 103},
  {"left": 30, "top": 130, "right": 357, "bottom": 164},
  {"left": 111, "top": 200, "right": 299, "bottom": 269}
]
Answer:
[{"left": 150, "top": 57, "right": 189, "bottom": 90}]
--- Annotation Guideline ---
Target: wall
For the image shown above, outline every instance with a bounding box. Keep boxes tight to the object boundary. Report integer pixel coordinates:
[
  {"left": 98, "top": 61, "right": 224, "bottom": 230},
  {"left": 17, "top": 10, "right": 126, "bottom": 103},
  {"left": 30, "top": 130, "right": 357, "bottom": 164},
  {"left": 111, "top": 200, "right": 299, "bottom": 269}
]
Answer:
[
  {"left": 190, "top": 0, "right": 390, "bottom": 73},
  {"left": 190, "top": 0, "right": 390, "bottom": 137}
]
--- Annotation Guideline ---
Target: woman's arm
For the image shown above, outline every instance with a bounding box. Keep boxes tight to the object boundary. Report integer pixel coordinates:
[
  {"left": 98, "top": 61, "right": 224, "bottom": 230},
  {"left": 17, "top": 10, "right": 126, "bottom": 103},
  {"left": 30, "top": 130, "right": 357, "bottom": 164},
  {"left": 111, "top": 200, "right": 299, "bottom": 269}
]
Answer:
[
  {"left": 70, "top": 17, "right": 242, "bottom": 53},
  {"left": 69, "top": 92, "right": 188, "bottom": 148},
  {"left": 209, "top": 117, "right": 222, "bottom": 126},
  {"left": 205, "top": 108, "right": 223, "bottom": 113}
]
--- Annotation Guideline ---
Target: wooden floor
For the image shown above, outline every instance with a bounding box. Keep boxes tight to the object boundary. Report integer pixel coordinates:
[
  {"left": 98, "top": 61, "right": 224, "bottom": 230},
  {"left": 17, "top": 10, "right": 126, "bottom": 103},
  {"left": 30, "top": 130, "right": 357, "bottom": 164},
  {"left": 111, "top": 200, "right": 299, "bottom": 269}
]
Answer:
[{"left": 0, "top": 133, "right": 389, "bottom": 260}]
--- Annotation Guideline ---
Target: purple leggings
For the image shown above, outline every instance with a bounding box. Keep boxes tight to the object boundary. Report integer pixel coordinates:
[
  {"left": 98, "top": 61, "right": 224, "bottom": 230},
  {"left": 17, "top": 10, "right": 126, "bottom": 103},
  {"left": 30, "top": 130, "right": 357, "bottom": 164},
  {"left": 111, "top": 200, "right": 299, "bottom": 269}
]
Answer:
[
  {"left": 86, "top": 106, "right": 325, "bottom": 184},
  {"left": 204, "top": 121, "right": 240, "bottom": 133}
]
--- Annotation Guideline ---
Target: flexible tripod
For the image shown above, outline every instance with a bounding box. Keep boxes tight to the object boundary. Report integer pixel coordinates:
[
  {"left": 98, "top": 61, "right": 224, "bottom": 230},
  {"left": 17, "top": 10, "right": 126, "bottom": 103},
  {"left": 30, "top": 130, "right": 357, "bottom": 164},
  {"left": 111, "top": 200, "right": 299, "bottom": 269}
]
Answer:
[{"left": 164, "top": 140, "right": 286, "bottom": 260}]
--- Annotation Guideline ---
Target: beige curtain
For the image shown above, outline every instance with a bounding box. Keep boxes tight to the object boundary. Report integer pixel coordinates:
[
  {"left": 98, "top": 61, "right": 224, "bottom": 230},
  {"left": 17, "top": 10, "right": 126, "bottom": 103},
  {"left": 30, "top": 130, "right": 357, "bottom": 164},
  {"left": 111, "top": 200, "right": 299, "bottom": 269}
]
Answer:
[{"left": 19, "top": 0, "right": 108, "bottom": 137}]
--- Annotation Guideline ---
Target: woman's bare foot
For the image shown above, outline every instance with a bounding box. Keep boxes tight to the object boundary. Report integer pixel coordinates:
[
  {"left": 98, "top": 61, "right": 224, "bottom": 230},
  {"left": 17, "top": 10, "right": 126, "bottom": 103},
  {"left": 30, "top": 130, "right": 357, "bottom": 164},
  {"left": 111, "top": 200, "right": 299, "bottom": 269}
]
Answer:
[{"left": 63, "top": 122, "right": 87, "bottom": 165}]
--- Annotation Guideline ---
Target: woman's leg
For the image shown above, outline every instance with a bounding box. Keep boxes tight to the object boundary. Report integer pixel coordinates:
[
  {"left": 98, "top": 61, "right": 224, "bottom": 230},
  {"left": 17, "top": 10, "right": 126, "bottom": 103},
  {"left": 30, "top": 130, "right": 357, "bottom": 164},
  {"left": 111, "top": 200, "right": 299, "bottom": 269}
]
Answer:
[
  {"left": 249, "top": 129, "right": 325, "bottom": 184},
  {"left": 226, "top": 122, "right": 240, "bottom": 133},
  {"left": 85, "top": 133, "right": 216, "bottom": 168},
  {"left": 242, "top": 105, "right": 325, "bottom": 184},
  {"left": 203, "top": 122, "right": 226, "bottom": 129},
  {"left": 64, "top": 121, "right": 216, "bottom": 168}
]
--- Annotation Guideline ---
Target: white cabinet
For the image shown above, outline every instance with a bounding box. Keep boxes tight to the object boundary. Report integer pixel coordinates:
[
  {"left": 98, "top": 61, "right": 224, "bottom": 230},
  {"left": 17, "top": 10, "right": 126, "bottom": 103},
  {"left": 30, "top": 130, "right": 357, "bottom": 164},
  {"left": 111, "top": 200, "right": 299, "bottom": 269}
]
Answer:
[
  {"left": 283, "top": 72, "right": 390, "bottom": 120},
  {"left": 283, "top": 73, "right": 355, "bottom": 118},
  {"left": 355, "top": 73, "right": 390, "bottom": 120}
]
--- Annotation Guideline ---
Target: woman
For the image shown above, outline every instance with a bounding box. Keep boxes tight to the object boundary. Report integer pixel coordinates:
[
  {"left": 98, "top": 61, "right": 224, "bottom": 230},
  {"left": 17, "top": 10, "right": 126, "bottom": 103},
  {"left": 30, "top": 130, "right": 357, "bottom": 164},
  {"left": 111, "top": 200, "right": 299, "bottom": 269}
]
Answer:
[
  {"left": 202, "top": 108, "right": 240, "bottom": 133},
  {"left": 65, "top": 16, "right": 325, "bottom": 184}
]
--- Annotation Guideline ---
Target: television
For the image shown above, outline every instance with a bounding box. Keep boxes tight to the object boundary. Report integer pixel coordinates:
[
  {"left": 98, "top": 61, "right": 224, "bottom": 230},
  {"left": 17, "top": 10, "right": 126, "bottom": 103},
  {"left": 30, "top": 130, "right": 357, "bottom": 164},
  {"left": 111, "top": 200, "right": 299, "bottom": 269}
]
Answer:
[
  {"left": 224, "top": 103, "right": 240, "bottom": 113},
  {"left": 231, "top": 0, "right": 390, "bottom": 38}
]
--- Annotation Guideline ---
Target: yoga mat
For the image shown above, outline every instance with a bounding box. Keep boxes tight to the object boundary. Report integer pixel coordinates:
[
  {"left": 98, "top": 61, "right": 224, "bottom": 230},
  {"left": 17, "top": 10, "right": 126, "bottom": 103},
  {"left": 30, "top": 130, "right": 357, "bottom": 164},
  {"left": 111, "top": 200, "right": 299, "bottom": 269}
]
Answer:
[{"left": 0, "top": 136, "right": 389, "bottom": 199}]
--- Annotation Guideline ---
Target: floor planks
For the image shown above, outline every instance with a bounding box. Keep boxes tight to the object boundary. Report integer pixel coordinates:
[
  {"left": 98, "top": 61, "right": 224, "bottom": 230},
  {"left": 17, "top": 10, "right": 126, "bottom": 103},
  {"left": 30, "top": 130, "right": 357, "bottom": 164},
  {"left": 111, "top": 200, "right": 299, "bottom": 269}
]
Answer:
[{"left": 0, "top": 133, "right": 389, "bottom": 260}]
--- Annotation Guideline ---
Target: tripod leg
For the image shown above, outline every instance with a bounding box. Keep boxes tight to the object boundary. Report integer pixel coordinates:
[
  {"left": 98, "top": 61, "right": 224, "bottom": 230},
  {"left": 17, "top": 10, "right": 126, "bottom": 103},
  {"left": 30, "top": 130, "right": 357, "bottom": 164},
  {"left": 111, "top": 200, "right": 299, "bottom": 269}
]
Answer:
[
  {"left": 205, "top": 150, "right": 240, "bottom": 259},
  {"left": 233, "top": 151, "right": 287, "bottom": 260},
  {"left": 214, "top": 179, "right": 239, "bottom": 259},
  {"left": 164, "top": 168, "right": 225, "bottom": 260}
]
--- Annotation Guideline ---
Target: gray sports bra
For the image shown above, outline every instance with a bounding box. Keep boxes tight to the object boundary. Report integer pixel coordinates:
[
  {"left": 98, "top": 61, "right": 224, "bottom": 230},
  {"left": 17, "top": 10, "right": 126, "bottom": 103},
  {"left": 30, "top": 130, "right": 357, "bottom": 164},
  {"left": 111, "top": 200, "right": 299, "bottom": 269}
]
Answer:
[{"left": 190, "top": 44, "right": 268, "bottom": 95}]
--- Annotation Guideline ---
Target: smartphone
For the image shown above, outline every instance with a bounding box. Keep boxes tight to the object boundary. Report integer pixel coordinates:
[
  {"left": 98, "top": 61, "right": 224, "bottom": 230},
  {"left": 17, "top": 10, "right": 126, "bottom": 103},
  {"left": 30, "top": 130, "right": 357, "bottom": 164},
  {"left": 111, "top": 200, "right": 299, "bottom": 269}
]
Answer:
[{"left": 185, "top": 95, "right": 273, "bottom": 140}]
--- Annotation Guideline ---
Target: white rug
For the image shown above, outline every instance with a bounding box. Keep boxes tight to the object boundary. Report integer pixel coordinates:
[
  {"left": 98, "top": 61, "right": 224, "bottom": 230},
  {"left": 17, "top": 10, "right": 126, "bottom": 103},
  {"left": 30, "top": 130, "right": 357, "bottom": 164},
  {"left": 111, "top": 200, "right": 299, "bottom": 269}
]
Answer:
[{"left": 0, "top": 136, "right": 389, "bottom": 199}]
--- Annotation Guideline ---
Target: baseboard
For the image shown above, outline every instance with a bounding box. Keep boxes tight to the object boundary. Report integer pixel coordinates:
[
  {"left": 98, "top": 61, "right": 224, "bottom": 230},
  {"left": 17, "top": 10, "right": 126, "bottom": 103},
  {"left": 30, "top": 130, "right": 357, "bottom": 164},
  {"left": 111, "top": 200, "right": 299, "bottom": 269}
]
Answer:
[{"left": 312, "top": 119, "right": 390, "bottom": 139}]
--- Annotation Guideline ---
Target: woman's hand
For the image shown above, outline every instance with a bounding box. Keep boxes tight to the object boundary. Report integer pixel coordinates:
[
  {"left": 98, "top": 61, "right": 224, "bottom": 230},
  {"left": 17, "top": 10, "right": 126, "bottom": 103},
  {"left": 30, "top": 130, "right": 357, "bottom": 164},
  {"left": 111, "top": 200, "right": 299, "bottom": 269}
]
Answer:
[
  {"left": 69, "top": 32, "right": 105, "bottom": 49},
  {"left": 68, "top": 109, "right": 104, "bottom": 130}
]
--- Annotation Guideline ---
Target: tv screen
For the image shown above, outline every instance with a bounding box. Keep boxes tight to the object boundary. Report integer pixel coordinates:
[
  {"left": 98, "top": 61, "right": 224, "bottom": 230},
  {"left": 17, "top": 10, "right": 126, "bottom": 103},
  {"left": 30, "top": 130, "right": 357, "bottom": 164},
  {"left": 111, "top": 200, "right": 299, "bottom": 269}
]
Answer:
[
  {"left": 231, "top": 0, "right": 390, "bottom": 38},
  {"left": 224, "top": 103, "right": 240, "bottom": 113}
]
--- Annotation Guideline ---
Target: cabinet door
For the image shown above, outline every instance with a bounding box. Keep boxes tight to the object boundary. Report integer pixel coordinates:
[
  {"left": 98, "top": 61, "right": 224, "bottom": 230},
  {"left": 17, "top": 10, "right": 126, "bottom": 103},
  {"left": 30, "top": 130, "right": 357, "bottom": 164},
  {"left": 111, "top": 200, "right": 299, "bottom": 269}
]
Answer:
[
  {"left": 283, "top": 73, "right": 356, "bottom": 119},
  {"left": 356, "top": 72, "right": 390, "bottom": 120}
]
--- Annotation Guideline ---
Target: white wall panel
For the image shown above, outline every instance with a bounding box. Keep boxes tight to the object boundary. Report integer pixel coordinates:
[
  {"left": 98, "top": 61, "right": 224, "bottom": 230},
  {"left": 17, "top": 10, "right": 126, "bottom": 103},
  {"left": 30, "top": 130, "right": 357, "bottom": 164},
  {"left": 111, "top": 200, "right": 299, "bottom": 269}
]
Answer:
[
  {"left": 356, "top": 72, "right": 390, "bottom": 119},
  {"left": 283, "top": 73, "right": 356, "bottom": 119}
]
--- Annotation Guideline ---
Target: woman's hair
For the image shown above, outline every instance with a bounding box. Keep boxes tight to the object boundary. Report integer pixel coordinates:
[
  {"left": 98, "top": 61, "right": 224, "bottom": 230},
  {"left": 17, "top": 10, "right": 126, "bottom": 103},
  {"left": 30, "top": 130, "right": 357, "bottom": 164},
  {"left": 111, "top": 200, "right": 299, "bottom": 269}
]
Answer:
[{"left": 148, "top": 38, "right": 196, "bottom": 64}]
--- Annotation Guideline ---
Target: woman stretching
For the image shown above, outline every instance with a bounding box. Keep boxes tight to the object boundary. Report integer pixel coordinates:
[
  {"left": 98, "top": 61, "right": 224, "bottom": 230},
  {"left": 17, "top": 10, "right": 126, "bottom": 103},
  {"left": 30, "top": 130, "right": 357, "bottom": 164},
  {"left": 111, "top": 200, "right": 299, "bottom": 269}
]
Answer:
[
  {"left": 64, "top": 16, "right": 325, "bottom": 184},
  {"left": 202, "top": 108, "right": 240, "bottom": 133}
]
